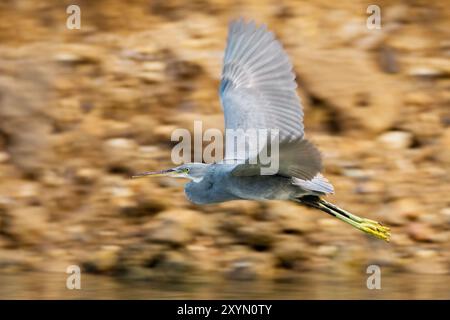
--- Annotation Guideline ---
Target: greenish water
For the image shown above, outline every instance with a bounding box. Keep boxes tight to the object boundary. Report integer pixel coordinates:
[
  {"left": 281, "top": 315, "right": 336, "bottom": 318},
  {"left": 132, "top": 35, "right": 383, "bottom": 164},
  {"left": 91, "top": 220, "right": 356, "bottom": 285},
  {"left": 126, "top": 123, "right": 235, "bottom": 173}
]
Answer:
[{"left": 0, "top": 272, "right": 449, "bottom": 299}]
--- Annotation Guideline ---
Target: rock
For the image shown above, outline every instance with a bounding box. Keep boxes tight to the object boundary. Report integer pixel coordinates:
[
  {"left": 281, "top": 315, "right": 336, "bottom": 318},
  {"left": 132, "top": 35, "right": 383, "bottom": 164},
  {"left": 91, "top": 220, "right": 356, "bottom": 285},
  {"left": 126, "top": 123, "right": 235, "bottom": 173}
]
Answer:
[
  {"left": 157, "top": 209, "right": 206, "bottom": 232},
  {"left": 102, "top": 138, "right": 138, "bottom": 168},
  {"left": 377, "top": 131, "right": 413, "bottom": 149},
  {"left": 115, "top": 182, "right": 171, "bottom": 218},
  {"left": 354, "top": 180, "right": 384, "bottom": 194},
  {"left": 388, "top": 198, "right": 425, "bottom": 221},
  {"left": 129, "top": 115, "right": 159, "bottom": 144},
  {"left": 338, "top": 20, "right": 366, "bottom": 44},
  {"left": 145, "top": 220, "right": 193, "bottom": 246},
  {"left": 317, "top": 218, "right": 340, "bottom": 229},
  {"left": 418, "top": 213, "right": 446, "bottom": 227},
  {"left": 406, "top": 222, "right": 434, "bottom": 242},
  {"left": 216, "top": 201, "right": 261, "bottom": 216},
  {"left": 406, "top": 58, "right": 450, "bottom": 78},
  {"left": 415, "top": 249, "right": 437, "bottom": 259},
  {"left": 405, "top": 113, "right": 442, "bottom": 143},
  {"left": 273, "top": 236, "right": 308, "bottom": 269},
  {"left": 403, "top": 253, "right": 448, "bottom": 275},
  {"left": 146, "top": 251, "right": 193, "bottom": 276},
  {"left": 389, "top": 31, "right": 435, "bottom": 51},
  {"left": 384, "top": 4, "right": 410, "bottom": 23},
  {"left": 40, "top": 171, "right": 66, "bottom": 187},
  {"left": 441, "top": 208, "right": 450, "bottom": 224},
  {"left": 429, "top": 232, "right": 450, "bottom": 243},
  {"left": 80, "top": 118, "right": 131, "bottom": 139},
  {"left": 225, "top": 259, "right": 257, "bottom": 281},
  {"left": 316, "top": 245, "right": 338, "bottom": 257},
  {"left": 268, "top": 201, "right": 316, "bottom": 234},
  {"left": 83, "top": 245, "right": 121, "bottom": 273},
  {"left": 144, "top": 209, "right": 204, "bottom": 246},
  {"left": 404, "top": 91, "right": 434, "bottom": 107},
  {"left": 103, "top": 138, "right": 138, "bottom": 151},
  {"left": 138, "top": 71, "right": 165, "bottom": 83},
  {"left": 141, "top": 61, "right": 166, "bottom": 73},
  {"left": 217, "top": 213, "right": 252, "bottom": 235},
  {"left": 166, "top": 59, "right": 203, "bottom": 80},
  {"left": 407, "top": 66, "right": 443, "bottom": 78},
  {"left": 54, "top": 44, "right": 100, "bottom": 64},
  {"left": 0, "top": 152, "right": 10, "bottom": 163},
  {"left": 74, "top": 168, "right": 100, "bottom": 184},
  {"left": 119, "top": 199, "right": 167, "bottom": 218},
  {"left": 356, "top": 31, "right": 388, "bottom": 50},
  {"left": 376, "top": 46, "right": 400, "bottom": 73},
  {"left": 115, "top": 245, "right": 194, "bottom": 280},
  {"left": 383, "top": 210, "right": 408, "bottom": 226},
  {"left": 293, "top": 47, "right": 403, "bottom": 133},
  {"left": 223, "top": 251, "right": 274, "bottom": 281},
  {"left": 437, "top": 129, "right": 450, "bottom": 165},
  {"left": 342, "top": 168, "right": 374, "bottom": 179},
  {"left": 4, "top": 206, "right": 50, "bottom": 245},
  {"left": 114, "top": 243, "right": 166, "bottom": 272},
  {"left": 12, "top": 182, "right": 40, "bottom": 201},
  {"left": 153, "top": 125, "right": 178, "bottom": 142},
  {"left": 0, "top": 249, "right": 37, "bottom": 272},
  {"left": 234, "top": 222, "right": 277, "bottom": 251},
  {"left": 390, "top": 234, "right": 414, "bottom": 246}
]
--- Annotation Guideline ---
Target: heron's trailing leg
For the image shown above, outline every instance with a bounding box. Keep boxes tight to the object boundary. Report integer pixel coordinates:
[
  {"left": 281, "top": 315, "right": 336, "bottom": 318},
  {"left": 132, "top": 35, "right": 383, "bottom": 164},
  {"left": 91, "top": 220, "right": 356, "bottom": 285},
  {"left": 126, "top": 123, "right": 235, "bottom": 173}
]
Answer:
[{"left": 296, "top": 196, "right": 390, "bottom": 242}]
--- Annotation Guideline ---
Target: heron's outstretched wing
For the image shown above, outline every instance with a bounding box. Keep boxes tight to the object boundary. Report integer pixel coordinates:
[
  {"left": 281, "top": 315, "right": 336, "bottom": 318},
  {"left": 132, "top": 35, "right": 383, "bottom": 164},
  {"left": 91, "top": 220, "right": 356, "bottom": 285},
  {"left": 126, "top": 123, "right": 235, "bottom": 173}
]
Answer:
[
  {"left": 220, "top": 19, "right": 304, "bottom": 140},
  {"left": 220, "top": 19, "right": 321, "bottom": 180}
]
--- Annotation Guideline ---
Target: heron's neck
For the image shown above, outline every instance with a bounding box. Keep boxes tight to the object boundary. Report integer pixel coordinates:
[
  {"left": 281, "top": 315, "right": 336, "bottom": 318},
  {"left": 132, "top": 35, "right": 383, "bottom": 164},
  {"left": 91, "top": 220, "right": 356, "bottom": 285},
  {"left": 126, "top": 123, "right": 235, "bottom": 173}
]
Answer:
[{"left": 190, "top": 176, "right": 204, "bottom": 183}]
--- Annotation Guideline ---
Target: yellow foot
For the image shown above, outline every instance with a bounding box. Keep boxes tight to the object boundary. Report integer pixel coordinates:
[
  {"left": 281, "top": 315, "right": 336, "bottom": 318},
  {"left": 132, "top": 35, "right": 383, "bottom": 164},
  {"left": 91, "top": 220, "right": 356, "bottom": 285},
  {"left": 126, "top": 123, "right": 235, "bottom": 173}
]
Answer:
[{"left": 359, "top": 219, "right": 391, "bottom": 242}]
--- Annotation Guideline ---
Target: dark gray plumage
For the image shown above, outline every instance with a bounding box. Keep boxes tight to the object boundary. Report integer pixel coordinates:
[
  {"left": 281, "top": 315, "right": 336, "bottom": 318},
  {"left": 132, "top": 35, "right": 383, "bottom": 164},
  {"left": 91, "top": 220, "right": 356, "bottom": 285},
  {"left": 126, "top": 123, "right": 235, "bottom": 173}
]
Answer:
[{"left": 184, "top": 163, "right": 325, "bottom": 204}]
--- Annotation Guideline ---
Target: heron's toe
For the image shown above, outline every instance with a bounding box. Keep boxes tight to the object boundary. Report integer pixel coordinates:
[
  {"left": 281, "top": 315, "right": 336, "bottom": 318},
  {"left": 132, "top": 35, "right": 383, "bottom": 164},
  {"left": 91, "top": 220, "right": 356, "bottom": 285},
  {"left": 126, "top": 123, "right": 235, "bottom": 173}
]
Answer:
[{"left": 360, "top": 220, "right": 391, "bottom": 242}]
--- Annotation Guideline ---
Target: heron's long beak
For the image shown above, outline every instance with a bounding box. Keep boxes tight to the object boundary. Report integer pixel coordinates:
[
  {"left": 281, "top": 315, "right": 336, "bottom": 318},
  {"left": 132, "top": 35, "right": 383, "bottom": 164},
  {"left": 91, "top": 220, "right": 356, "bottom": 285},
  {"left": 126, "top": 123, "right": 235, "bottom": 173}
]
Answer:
[{"left": 131, "top": 169, "right": 176, "bottom": 178}]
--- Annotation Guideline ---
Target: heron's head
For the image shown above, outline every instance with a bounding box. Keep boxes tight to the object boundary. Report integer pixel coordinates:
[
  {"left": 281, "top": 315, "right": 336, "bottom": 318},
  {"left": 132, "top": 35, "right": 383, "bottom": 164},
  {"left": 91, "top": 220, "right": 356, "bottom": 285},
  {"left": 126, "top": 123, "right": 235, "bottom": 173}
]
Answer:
[{"left": 132, "top": 163, "right": 209, "bottom": 182}]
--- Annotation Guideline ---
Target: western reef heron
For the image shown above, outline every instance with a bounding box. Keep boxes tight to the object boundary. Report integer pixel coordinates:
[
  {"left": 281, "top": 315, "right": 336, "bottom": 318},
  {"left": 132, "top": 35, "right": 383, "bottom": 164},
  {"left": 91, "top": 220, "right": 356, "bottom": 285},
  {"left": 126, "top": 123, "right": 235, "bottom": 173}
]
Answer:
[{"left": 133, "top": 19, "right": 390, "bottom": 242}]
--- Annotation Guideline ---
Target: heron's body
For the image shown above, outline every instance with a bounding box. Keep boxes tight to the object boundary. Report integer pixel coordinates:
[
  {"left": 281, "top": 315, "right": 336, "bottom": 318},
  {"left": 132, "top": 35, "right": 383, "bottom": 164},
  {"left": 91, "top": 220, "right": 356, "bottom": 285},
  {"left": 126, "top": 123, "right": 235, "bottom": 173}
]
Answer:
[
  {"left": 133, "top": 19, "right": 391, "bottom": 242},
  {"left": 184, "top": 163, "right": 332, "bottom": 204}
]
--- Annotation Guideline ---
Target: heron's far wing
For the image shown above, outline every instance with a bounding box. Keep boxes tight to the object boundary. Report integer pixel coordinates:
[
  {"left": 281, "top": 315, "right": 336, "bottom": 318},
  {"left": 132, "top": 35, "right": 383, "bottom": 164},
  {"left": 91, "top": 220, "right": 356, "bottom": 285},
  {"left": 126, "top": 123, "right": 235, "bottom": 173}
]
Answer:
[
  {"left": 220, "top": 19, "right": 304, "bottom": 141},
  {"left": 231, "top": 138, "right": 322, "bottom": 181}
]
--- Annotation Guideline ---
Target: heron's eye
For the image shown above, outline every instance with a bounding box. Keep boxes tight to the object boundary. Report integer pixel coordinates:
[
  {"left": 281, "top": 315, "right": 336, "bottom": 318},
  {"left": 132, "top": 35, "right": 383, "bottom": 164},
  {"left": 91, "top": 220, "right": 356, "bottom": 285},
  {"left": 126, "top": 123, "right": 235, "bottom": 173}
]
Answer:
[{"left": 183, "top": 168, "right": 190, "bottom": 173}]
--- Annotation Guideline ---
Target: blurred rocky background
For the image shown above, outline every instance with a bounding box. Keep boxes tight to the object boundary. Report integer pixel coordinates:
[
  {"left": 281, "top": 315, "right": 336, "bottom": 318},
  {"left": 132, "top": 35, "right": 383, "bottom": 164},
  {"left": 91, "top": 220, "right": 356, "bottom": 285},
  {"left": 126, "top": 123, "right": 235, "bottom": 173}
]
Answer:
[{"left": 0, "top": 0, "right": 449, "bottom": 298}]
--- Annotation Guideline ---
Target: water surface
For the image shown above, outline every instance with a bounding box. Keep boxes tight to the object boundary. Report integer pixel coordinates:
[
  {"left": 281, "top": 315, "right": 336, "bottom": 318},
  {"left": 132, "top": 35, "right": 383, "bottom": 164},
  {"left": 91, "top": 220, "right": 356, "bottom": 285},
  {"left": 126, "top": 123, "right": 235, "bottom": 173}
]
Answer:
[{"left": 0, "top": 272, "right": 448, "bottom": 299}]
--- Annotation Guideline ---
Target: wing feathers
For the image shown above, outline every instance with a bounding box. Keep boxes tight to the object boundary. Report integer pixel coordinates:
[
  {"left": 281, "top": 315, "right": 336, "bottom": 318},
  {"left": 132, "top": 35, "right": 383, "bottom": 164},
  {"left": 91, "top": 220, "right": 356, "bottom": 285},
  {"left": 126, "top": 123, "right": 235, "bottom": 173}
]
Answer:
[
  {"left": 279, "top": 139, "right": 322, "bottom": 180},
  {"left": 231, "top": 139, "right": 322, "bottom": 181},
  {"left": 220, "top": 19, "right": 303, "bottom": 142},
  {"left": 221, "top": 19, "right": 320, "bottom": 180},
  {"left": 292, "top": 174, "right": 335, "bottom": 194}
]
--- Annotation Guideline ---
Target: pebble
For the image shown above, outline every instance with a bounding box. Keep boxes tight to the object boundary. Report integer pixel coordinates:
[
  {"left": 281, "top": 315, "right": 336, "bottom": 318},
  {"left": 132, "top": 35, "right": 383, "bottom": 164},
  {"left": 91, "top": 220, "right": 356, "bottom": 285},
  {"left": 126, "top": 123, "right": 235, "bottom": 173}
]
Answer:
[
  {"left": 377, "top": 131, "right": 413, "bottom": 149},
  {"left": 0, "top": 152, "right": 10, "bottom": 163}
]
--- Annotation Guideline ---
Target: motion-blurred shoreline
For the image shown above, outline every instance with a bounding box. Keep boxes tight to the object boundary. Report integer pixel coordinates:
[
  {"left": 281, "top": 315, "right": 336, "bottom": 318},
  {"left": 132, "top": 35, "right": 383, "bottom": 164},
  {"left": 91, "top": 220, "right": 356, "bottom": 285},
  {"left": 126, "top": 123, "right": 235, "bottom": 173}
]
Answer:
[{"left": 0, "top": 0, "right": 449, "bottom": 299}]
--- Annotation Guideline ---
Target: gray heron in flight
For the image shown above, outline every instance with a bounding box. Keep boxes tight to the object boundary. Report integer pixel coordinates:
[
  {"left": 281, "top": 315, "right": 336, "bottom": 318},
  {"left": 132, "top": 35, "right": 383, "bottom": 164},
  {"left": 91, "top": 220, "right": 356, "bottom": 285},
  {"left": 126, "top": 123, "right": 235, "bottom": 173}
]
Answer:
[{"left": 133, "top": 19, "right": 390, "bottom": 242}]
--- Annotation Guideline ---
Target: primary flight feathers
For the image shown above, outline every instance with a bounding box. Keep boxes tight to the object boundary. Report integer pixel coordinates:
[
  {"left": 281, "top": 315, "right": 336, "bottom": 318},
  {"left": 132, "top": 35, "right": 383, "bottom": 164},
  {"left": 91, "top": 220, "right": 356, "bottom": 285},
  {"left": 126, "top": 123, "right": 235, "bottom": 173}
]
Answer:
[{"left": 220, "top": 18, "right": 322, "bottom": 180}]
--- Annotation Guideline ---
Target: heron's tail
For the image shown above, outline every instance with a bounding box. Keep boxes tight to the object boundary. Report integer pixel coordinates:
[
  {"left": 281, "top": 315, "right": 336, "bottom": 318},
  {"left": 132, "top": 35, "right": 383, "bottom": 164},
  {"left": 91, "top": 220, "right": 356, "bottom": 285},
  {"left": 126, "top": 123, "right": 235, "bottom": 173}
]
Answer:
[{"left": 294, "top": 196, "right": 390, "bottom": 242}]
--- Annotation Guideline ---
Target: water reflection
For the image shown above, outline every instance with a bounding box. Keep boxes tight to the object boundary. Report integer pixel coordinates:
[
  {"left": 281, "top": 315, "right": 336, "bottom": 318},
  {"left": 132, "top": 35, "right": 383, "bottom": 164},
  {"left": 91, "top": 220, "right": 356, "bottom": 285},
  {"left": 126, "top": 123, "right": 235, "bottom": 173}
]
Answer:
[{"left": 0, "top": 272, "right": 448, "bottom": 299}]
